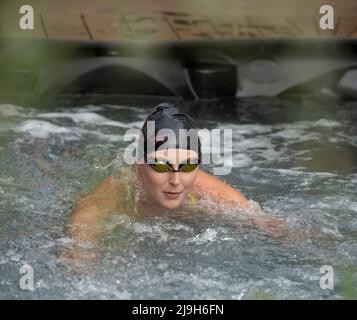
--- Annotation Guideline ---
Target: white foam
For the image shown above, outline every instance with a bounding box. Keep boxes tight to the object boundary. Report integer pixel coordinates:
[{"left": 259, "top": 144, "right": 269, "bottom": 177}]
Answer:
[
  {"left": 270, "top": 129, "right": 318, "bottom": 141},
  {"left": 273, "top": 168, "right": 304, "bottom": 176},
  {"left": 219, "top": 118, "right": 342, "bottom": 146},
  {"left": 314, "top": 119, "right": 342, "bottom": 127},
  {"left": 73, "top": 106, "right": 104, "bottom": 112},
  {"left": 235, "top": 138, "right": 282, "bottom": 162},
  {"left": 17, "top": 120, "right": 77, "bottom": 139},
  {"left": 232, "top": 153, "right": 253, "bottom": 167},
  {"left": 187, "top": 228, "right": 218, "bottom": 244},
  {"left": 75, "top": 127, "right": 123, "bottom": 142},
  {"left": 236, "top": 137, "right": 272, "bottom": 150},
  {"left": 219, "top": 123, "right": 273, "bottom": 135},
  {"left": 253, "top": 167, "right": 337, "bottom": 178},
  {"left": 0, "top": 104, "right": 27, "bottom": 117},
  {"left": 349, "top": 202, "right": 357, "bottom": 213},
  {"left": 104, "top": 104, "right": 148, "bottom": 113},
  {"left": 37, "top": 112, "right": 139, "bottom": 129},
  {"left": 274, "top": 119, "right": 341, "bottom": 131}
]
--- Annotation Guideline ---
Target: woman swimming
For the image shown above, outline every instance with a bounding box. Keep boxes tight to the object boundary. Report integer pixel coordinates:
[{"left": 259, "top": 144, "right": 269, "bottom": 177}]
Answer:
[{"left": 66, "top": 103, "right": 291, "bottom": 258}]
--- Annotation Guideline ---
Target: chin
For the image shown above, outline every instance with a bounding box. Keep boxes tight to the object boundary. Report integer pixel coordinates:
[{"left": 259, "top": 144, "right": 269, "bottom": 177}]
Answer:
[{"left": 161, "top": 200, "right": 183, "bottom": 210}]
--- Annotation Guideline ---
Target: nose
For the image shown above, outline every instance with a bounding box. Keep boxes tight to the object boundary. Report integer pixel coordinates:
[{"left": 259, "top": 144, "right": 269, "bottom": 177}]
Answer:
[{"left": 168, "top": 171, "right": 181, "bottom": 186}]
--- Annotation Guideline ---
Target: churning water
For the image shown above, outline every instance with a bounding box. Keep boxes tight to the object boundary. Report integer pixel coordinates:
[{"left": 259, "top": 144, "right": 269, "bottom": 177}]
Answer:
[{"left": 0, "top": 95, "right": 356, "bottom": 299}]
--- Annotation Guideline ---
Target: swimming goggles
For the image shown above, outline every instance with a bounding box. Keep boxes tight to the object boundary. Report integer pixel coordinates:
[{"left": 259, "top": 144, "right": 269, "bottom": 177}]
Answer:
[{"left": 147, "top": 160, "right": 199, "bottom": 173}]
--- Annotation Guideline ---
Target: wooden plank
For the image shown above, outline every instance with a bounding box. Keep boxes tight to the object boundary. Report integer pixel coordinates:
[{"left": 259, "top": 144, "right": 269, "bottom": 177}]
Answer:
[
  {"left": 84, "top": 14, "right": 131, "bottom": 41},
  {"left": 211, "top": 15, "right": 262, "bottom": 38},
  {"left": 0, "top": 0, "right": 356, "bottom": 41},
  {"left": 247, "top": 16, "right": 302, "bottom": 37},
  {"left": 122, "top": 12, "right": 177, "bottom": 40},
  {"left": 40, "top": 13, "right": 90, "bottom": 40},
  {"left": 336, "top": 16, "right": 357, "bottom": 37},
  {"left": 286, "top": 16, "right": 320, "bottom": 36},
  {"left": 163, "top": 13, "right": 218, "bottom": 39}
]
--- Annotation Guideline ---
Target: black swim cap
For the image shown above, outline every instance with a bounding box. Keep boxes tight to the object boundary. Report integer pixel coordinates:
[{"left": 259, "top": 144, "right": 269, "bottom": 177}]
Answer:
[{"left": 140, "top": 103, "right": 201, "bottom": 162}]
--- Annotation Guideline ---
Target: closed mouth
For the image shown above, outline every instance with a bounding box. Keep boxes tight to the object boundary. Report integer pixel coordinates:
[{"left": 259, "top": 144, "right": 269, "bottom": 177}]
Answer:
[{"left": 164, "top": 191, "right": 183, "bottom": 198}]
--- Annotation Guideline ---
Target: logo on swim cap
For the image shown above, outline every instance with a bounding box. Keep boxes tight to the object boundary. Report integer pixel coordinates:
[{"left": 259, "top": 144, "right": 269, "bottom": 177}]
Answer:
[{"left": 149, "top": 133, "right": 168, "bottom": 143}]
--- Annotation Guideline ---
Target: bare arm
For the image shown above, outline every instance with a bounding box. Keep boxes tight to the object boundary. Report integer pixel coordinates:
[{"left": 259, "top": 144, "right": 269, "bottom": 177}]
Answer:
[
  {"left": 193, "top": 169, "right": 249, "bottom": 206},
  {"left": 61, "top": 175, "right": 123, "bottom": 264},
  {"left": 192, "top": 169, "right": 296, "bottom": 239},
  {"left": 70, "top": 175, "right": 122, "bottom": 243},
  {"left": 69, "top": 176, "right": 123, "bottom": 254}
]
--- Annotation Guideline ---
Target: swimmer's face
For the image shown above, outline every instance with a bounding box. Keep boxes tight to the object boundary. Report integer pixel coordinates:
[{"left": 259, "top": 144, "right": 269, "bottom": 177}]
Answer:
[{"left": 137, "top": 149, "right": 199, "bottom": 210}]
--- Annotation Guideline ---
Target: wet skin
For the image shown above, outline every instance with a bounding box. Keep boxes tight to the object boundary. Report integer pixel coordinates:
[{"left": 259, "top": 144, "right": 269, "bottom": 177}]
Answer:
[{"left": 64, "top": 149, "right": 293, "bottom": 263}]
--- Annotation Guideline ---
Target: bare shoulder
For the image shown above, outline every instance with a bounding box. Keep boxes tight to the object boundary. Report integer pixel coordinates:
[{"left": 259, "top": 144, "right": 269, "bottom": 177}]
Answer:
[
  {"left": 74, "top": 173, "right": 126, "bottom": 215},
  {"left": 192, "top": 169, "right": 249, "bottom": 205}
]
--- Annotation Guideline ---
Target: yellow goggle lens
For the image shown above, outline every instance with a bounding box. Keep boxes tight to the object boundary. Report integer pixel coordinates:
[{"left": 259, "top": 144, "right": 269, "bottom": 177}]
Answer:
[{"left": 149, "top": 162, "right": 198, "bottom": 173}]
